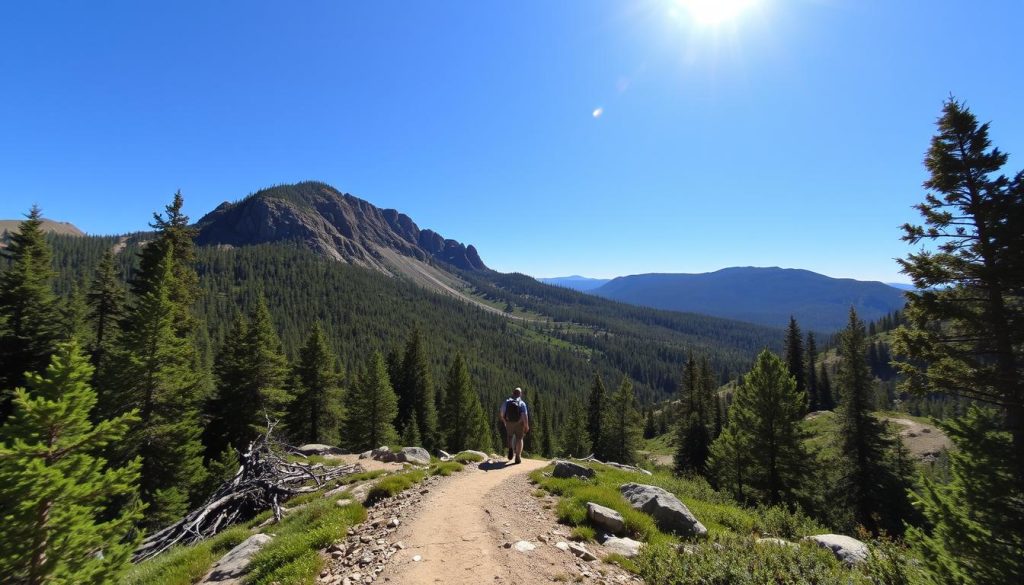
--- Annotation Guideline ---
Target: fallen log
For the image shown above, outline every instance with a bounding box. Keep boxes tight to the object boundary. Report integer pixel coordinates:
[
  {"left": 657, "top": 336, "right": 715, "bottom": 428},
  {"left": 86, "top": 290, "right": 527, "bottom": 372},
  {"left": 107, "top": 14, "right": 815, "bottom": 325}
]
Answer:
[{"left": 134, "top": 426, "right": 362, "bottom": 562}]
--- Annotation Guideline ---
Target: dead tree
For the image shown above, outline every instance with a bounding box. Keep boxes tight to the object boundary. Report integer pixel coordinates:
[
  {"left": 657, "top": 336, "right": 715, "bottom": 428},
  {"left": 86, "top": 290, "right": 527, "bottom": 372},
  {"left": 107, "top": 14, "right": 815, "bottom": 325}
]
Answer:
[{"left": 134, "top": 425, "right": 362, "bottom": 562}]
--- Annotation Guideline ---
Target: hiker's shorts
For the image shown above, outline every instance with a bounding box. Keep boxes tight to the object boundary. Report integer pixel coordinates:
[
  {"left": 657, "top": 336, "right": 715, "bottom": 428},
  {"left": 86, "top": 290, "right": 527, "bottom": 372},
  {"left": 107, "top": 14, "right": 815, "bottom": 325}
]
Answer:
[{"left": 506, "top": 420, "right": 526, "bottom": 446}]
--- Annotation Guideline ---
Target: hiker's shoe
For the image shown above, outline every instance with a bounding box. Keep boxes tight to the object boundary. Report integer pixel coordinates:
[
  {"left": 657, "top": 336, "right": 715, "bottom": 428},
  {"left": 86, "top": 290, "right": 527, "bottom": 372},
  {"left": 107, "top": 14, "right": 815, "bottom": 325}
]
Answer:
[
  {"left": 515, "top": 456, "right": 522, "bottom": 464},
  {"left": 507, "top": 448, "right": 514, "bottom": 460}
]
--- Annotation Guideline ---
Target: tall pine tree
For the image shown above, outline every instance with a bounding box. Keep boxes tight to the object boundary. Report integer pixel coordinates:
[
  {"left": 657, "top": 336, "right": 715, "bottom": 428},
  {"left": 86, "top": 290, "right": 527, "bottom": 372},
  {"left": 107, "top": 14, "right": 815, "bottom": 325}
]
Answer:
[
  {"left": 396, "top": 328, "right": 439, "bottom": 450},
  {"left": 342, "top": 351, "right": 399, "bottom": 451},
  {"left": 0, "top": 207, "right": 61, "bottom": 419},
  {"left": 784, "top": 317, "right": 806, "bottom": 410},
  {"left": 708, "top": 349, "right": 808, "bottom": 504},
  {"left": 0, "top": 341, "right": 143, "bottom": 585},
  {"left": 441, "top": 353, "right": 491, "bottom": 452},
  {"left": 834, "top": 308, "right": 914, "bottom": 534},
  {"left": 805, "top": 332, "right": 820, "bottom": 411},
  {"left": 587, "top": 373, "right": 607, "bottom": 459},
  {"left": 602, "top": 376, "right": 643, "bottom": 465},
  {"left": 286, "top": 323, "right": 343, "bottom": 445}
]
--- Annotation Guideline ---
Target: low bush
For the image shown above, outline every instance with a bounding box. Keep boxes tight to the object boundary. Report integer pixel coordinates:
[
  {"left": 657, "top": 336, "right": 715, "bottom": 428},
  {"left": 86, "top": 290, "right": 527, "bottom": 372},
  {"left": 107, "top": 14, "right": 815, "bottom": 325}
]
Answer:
[
  {"left": 430, "top": 461, "right": 465, "bottom": 476},
  {"left": 122, "top": 525, "right": 251, "bottom": 585},
  {"left": 454, "top": 451, "right": 485, "bottom": 463},
  {"left": 365, "top": 469, "right": 428, "bottom": 504}
]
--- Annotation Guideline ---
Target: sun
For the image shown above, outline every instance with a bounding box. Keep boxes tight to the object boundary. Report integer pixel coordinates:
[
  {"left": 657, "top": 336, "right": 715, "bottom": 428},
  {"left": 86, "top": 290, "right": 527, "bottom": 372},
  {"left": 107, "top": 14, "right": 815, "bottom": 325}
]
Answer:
[{"left": 676, "top": 0, "right": 759, "bottom": 26}]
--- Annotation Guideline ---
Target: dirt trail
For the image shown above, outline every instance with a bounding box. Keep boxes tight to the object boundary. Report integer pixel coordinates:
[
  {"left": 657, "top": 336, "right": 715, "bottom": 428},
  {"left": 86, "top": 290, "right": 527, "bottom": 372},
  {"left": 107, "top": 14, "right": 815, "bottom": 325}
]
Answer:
[
  {"left": 885, "top": 417, "right": 952, "bottom": 461},
  {"left": 380, "top": 458, "right": 636, "bottom": 585}
]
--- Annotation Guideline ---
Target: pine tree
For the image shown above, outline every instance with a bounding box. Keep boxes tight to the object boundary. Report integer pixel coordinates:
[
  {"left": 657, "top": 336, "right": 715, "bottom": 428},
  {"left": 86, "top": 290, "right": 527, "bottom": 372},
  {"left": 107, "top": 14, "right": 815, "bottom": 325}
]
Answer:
[
  {"left": 602, "top": 376, "right": 643, "bottom": 465},
  {"left": 675, "top": 356, "right": 715, "bottom": 474},
  {"left": 206, "top": 295, "right": 292, "bottom": 455},
  {"left": 58, "top": 280, "right": 90, "bottom": 345},
  {"left": 342, "top": 352, "right": 399, "bottom": 451},
  {"left": 0, "top": 207, "right": 61, "bottom": 418},
  {"left": 805, "top": 332, "right": 820, "bottom": 411},
  {"left": 784, "top": 317, "right": 806, "bottom": 409},
  {"left": 286, "top": 323, "right": 343, "bottom": 445},
  {"left": 906, "top": 407, "right": 1024, "bottom": 585},
  {"left": 643, "top": 408, "right": 657, "bottom": 439},
  {"left": 85, "top": 250, "right": 125, "bottom": 402},
  {"left": 559, "top": 403, "right": 592, "bottom": 458},
  {"left": 818, "top": 363, "right": 834, "bottom": 410},
  {"left": 587, "top": 373, "right": 607, "bottom": 459},
  {"left": 115, "top": 248, "right": 207, "bottom": 526},
  {"left": 0, "top": 341, "right": 143, "bottom": 585},
  {"left": 542, "top": 400, "right": 557, "bottom": 457},
  {"left": 397, "top": 328, "right": 439, "bottom": 450},
  {"left": 834, "top": 308, "right": 914, "bottom": 534},
  {"left": 441, "top": 353, "right": 489, "bottom": 452},
  {"left": 893, "top": 98, "right": 1024, "bottom": 482},
  {"left": 892, "top": 99, "right": 1024, "bottom": 584},
  {"left": 708, "top": 349, "right": 808, "bottom": 504},
  {"left": 400, "top": 417, "right": 421, "bottom": 448},
  {"left": 708, "top": 425, "right": 752, "bottom": 501}
]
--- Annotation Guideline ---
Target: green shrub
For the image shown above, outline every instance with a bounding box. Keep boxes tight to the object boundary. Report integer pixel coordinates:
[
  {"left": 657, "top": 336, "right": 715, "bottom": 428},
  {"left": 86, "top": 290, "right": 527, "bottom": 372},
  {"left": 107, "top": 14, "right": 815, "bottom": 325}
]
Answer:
[
  {"left": 751, "top": 504, "right": 825, "bottom": 540},
  {"left": 454, "top": 451, "right": 485, "bottom": 463},
  {"left": 430, "top": 461, "right": 464, "bottom": 476},
  {"left": 636, "top": 537, "right": 865, "bottom": 585},
  {"left": 365, "top": 469, "right": 427, "bottom": 504}
]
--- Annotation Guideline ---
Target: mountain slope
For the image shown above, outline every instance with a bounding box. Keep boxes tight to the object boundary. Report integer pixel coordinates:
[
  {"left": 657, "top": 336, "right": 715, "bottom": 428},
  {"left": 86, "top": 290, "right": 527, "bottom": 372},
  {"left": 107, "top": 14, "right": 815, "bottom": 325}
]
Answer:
[
  {"left": 1, "top": 218, "right": 84, "bottom": 238},
  {"left": 196, "top": 181, "right": 486, "bottom": 273},
  {"left": 593, "top": 267, "right": 907, "bottom": 331},
  {"left": 537, "top": 275, "right": 611, "bottom": 291}
]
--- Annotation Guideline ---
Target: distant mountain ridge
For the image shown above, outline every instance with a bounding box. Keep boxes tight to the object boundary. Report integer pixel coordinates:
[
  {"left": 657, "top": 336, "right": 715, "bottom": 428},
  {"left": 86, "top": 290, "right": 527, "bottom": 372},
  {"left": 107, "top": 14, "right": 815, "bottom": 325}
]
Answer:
[
  {"left": 591, "top": 267, "right": 907, "bottom": 331},
  {"left": 195, "top": 181, "right": 486, "bottom": 273},
  {"left": 538, "top": 275, "right": 612, "bottom": 291},
  {"left": 0, "top": 218, "right": 84, "bottom": 238}
]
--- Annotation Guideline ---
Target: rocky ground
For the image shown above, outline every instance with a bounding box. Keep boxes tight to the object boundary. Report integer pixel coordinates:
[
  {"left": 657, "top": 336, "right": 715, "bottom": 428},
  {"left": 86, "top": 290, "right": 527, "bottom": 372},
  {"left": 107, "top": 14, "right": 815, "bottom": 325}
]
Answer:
[{"left": 316, "top": 457, "right": 641, "bottom": 585}]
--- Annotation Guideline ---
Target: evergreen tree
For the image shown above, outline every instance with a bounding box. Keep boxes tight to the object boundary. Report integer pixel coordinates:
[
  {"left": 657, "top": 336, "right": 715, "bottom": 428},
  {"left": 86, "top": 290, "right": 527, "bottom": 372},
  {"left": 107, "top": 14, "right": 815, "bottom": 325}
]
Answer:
[
  {"left": 115, "top": 248, "right": 207, "bottom": 526},
  {"left": 805, "top": 332, "right": 820, "bottom": 411},
  {"left": 587, "top": 373, "right": 607, "bottom": 459},
  {"left": 784, "top": 317, "right": 806, "bottom": 409},
  {"left": 834, "top": 308, "right": 914, "bottom": 534},
  {"left": 206, "top": 295, "right": 292, "bottom": 455},
  {"left": 342, "top": 351, "right": 399, "bottom": 451},
  {"left": 708, "top": 426, "right": 752, "bottom": 501},
  {"left": 542, "top": 399, "right": 557, "bottom": 457},
  {"left": 906, "top": 407, "right": 1024, "bottom": 585},
  {"left": 643, "top": 408, "right": 657, "bottom": 439},
  {"left": 893, "top": 98, "right": 1024, "bottom": 483},
  {"left": 0, "top": 341, "right": 143, "bottom": 585},
  {"left": 818, "top": 363, "right": 834, "bottom": 410},
  {"left": 675, "top": 356, "right": 715, "bottom": 474},
  {"left": 286, "top": 323, "right": 343, "bottom": 445},
  {"left": 602, "top": 376, "right": 643, "bottom": 464},
  {"left": 58, "top": 280, "right": 90, "bottom": 345},
  {"left": 397, "top": 328, "right": 439, "bottom": 449},
  {"left": 441, "top": 353, "right": 489, "bottom": 452},
  {"left": 708, "top": 349, "right": 808, "bottom": 504},
  {"left": 0, "top": 207, "right": 61, "bottom": 418},
  {"left": 892, "top": 99, "right": 1024, "bottom": 584},
  {"left": 85, "top": 250, "right": 125, "bottom": 396},
  {"left": 559, "top": 403, "right": 592, "bottom": 457},
  {"left": 400, "top": 416, "right": 421, "bottom": 448}
]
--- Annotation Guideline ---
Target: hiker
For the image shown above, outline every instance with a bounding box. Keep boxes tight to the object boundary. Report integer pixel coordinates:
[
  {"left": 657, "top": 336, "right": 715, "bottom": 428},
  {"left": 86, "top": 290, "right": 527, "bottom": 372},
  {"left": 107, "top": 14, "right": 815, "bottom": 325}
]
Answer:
[{"left": 500, "top": 387, "right": 529, "bottom": 464}]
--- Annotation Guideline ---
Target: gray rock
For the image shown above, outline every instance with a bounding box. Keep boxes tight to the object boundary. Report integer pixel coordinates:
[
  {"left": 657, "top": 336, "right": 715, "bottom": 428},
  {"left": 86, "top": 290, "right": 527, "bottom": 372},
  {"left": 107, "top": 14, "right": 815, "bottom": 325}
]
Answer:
[
  {"left": 567, "top": 542, "right": 598, "bottom": 561},
  {"left": 358, "top": 450, "right": 373, "bottom": 459},
  {"left": 555, "top": 541, "right": 571, "bottom": 552},
  {"left": 201, "top": 534, "right": 274, "bottom": 583},
  {"left": 437, "top": 449, "right": 453, "bottom": 461},
  {"left": 513, "top": 540, "right": 536, "bottom": 552},
  {"left": 586, "top": 502, "right": 625, "bottom": 535},
  {"left": 294, "top": 443, "right": 344, "bottom": 456},
  {"left": 552, "top": 460, "right": 596, "bottom": 479},
  {"left": 602, "top": 461, "right": 654, "bottom": 476},
  {"left": 805, "top": 534, "right": 869, "bottom": 566},
  {"left": 619, "top": 483, "right": 707, "bottom": 537},
  {"left": 602, "top": 536, "right": 643, "bottom": 558},
  {"left": 396, "top": 446, "right": 431, "bottom": 465},
  {"left": 371, "top": 446, "right": 393, "bottom": 461}
]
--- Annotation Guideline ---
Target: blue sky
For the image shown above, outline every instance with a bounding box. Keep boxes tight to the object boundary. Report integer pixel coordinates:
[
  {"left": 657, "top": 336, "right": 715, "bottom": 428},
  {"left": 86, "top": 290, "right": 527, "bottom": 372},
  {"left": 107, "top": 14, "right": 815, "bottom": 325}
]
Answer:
[{"left": 2, "top": 1, "right": 1021, "bottom": 283}]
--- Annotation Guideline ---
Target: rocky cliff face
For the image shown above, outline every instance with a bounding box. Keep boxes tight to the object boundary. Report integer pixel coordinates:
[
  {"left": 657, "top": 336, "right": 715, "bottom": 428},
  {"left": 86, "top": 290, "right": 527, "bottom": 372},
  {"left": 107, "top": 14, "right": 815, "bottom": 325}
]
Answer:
[{"left": 195, "top": 182, "right": 486, "bottom": 272}]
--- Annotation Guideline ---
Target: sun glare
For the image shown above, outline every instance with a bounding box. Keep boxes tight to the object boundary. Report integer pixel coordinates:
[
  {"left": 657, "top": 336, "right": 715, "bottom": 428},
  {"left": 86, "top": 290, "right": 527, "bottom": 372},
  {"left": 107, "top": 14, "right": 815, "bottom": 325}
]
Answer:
[{"left": 676, "top": 0, "right": 759, "bottom": 26}]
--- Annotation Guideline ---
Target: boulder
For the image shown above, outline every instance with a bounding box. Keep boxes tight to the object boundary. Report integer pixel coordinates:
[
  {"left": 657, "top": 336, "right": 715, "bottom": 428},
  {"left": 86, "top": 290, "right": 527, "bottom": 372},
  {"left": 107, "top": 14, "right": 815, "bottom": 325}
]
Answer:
[
  {"left": 294, "top": 443, "right": 344, "bottom": 456},
  {"left": 371, "top": 446, "right": 393, "bottom": 461},
  {"left": 602, "top": 461, "right": 653, "bottom": 476},
  {"left": 437, "top": 449, "right": 453, "bottom": 462},
  {"left": 457, "top": 450, "right": 489, "bottom": 462},
  {"left": 602, "top": 536, "right": 643, "bottom": 558},
  {"left": 567, "top": 542, "right": 598, "bottom": 561},
  {"left": 358, "top": 449, "right": 373, "bottom": 460},
  {"left": 756, "top": 537, "right": 797, "bottom": 548},
  {"left": 586, "top": 502, "right": 625, "bottom": 535},
  {"left": 552, "top": 460, "right": 595, "bottom": 479},
  {"left": 805, "top": 534, "right": 869, "bottom": 566},
  {"left": 396, "top": 446, "right": 431, "bottom": 465},
  {"left": 619, "top": 483, "right": 707, "bottom": 537},
  {"left": 200, "top": 534, "right": 274, "bottom": 584}
]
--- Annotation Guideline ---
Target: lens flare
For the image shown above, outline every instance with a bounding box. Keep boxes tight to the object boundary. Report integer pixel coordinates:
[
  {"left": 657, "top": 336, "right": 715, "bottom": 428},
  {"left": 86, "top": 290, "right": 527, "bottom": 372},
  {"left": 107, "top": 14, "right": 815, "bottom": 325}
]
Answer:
[{"left": 676, "top": 0, "right": 759, "bottom": 26}]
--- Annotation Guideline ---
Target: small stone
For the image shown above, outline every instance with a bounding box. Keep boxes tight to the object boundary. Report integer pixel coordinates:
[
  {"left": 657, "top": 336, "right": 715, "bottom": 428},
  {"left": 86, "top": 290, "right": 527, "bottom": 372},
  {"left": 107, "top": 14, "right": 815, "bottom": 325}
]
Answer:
[
  {"left": 537, "top": 534, "right": 549, "bottom": 543},
  {"left": 512, "top": 540, "right": 536, "bottom": 552},
  {"left": 412, "top": 555, "right": 422, "bottom": 562},
  {"left": 320, "top": 569, "right": 330, "bottom": 578},
  {"left": 360, "top": 554, "right": 373, "bottom": 565},
  {"left": 351, "top": 573, "right": 362, "bottom": 581},
  {"left": 388, "top": 517, "right": 400, "bottom": 528},
  {"left": 395, "top": 541, "right": 406, "bottom": 550},
  {"left": 555, "top": 541, "right": 570, "bottom": 552},
  {"left": 360, "top": 535, "right": 373, "bottom": 543}
]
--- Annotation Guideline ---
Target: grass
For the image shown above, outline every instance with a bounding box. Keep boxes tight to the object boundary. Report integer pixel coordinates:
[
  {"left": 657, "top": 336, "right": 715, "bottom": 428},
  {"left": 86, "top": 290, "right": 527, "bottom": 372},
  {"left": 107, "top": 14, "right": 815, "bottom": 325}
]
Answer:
[
  {"left": 245, "top": 497, "right": 366, "bottom": 585},
  {"left": 365, "top": 468, "right": 428, "bottom": 505},
  {"left": 431, "top": 461, "right": 465, "bottom": 476},
  {"left": 122, "top": 525, "right": 252, "bottom": 585},
  {"left": 454, "top": 451, "right": 485, "bottom": 463}
]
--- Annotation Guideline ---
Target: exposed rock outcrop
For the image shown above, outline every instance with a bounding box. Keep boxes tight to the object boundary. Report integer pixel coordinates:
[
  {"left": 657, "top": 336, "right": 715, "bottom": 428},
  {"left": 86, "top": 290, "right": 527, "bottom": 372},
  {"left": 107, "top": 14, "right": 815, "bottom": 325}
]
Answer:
[
  {"left": 200, "top": 534, "right": 274, "bottom": 584},
  {"left": 552, "top": 460, "right": 595, "bottom": 479},
  {"left": 804, "top": 534, "right": 869, "bottom": 566},
  {"left": 619, "top": 483, "right": 707, "bottom": 537},
  {"left": 586, "top": 502, "right": 625, "bottom": 535}
]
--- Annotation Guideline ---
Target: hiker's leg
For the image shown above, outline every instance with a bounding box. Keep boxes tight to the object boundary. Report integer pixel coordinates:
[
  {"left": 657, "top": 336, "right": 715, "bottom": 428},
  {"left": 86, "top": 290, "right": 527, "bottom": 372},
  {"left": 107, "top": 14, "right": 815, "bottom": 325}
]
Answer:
[{"left": 515, "top": 431, "right": 525, "bottom": 458}]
